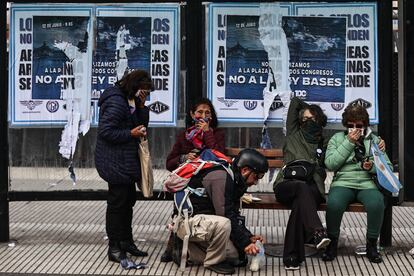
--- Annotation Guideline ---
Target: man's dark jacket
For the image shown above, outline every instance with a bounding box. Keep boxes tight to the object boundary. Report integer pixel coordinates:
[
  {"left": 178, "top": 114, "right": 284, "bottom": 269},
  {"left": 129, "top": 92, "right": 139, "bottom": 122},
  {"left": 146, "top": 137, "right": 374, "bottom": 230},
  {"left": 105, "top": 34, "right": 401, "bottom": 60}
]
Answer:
[{"left": 95, "top": 85, "right": 149, "bottom": 184}]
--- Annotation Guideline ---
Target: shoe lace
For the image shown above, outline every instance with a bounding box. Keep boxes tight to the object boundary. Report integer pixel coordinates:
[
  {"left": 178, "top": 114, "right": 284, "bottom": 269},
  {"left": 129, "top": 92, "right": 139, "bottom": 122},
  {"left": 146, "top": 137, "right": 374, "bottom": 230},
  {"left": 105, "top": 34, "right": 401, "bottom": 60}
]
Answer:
[{"left": 313, "top": 229, "right": 327, "bottom": 244}]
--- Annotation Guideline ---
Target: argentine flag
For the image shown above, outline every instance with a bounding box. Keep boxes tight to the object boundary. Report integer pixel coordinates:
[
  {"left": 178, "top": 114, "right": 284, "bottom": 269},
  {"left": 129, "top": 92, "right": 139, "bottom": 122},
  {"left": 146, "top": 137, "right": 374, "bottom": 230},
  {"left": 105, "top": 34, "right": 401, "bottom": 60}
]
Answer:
[{"left": 371, "top": 143, "right": 402, "bottom": 197}]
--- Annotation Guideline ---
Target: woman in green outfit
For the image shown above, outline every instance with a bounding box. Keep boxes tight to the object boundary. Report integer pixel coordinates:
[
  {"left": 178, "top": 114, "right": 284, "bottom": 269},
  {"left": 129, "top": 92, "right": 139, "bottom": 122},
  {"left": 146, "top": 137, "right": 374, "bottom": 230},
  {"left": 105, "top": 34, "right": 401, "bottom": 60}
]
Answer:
[{"left": 323, "top": 103, "right": 389, "bottom": 263}]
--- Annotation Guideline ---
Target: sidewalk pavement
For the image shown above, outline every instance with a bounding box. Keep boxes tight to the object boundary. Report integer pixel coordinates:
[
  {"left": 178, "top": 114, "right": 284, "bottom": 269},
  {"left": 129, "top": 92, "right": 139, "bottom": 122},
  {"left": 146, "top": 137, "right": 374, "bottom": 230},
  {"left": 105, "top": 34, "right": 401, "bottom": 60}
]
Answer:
[
  {"left": 3, "top": 167, "right": 414, "bottom": 275},
  {"left": 1, "top": 200, "right": 414, "bottom": 275}
]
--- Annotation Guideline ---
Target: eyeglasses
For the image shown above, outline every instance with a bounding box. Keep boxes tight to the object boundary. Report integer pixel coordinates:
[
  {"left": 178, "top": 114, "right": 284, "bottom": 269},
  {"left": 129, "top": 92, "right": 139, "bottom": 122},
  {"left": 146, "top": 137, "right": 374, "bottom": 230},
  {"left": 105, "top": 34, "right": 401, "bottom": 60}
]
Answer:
[
  {"left": 346, "top": 123, "right": 364, "bottom": 129},
  {"left": 252, "top": 171, "right": 265, "bottom": 180}
]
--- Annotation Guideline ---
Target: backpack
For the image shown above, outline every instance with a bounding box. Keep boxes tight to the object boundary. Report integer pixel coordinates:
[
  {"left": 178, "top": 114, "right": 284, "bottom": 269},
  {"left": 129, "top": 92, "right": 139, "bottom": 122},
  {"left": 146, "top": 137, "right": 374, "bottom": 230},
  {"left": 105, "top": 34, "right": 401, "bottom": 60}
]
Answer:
[
  {"left": 163, "top": 149, "right": 232, "bottom": 193},
  {"left": 163, "top": 149, "right": 232, "bottom": 271}
]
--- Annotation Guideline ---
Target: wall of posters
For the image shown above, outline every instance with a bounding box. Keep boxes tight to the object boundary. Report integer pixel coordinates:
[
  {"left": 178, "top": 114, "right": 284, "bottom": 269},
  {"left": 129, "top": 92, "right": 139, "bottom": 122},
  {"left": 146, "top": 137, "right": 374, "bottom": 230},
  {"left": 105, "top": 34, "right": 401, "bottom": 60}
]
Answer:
[
  {"left": 206, "top": 2, "right": 378, "bottom": 124},
  {"left": 9, "top": 3, "right": 180, "bottom": 127}
]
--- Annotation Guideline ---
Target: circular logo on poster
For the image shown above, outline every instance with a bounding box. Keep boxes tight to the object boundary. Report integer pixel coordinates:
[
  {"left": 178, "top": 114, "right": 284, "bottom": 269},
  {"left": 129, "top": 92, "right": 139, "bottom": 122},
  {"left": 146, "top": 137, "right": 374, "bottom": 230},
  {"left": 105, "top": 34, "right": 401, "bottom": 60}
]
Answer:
[
  {"left": 243, "top": 100, "right": 257, "bottom": 111},
  {"left": 46, "top": 100, "right": 59, "bottom": 113}
]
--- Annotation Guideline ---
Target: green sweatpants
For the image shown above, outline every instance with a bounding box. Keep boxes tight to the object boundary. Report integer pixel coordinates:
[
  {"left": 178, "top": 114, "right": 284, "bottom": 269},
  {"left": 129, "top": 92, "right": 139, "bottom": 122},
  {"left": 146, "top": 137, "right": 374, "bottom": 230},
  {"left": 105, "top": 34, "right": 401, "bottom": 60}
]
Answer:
[{"left": 326, "top": 186, "right": 385, "bottom": 240}]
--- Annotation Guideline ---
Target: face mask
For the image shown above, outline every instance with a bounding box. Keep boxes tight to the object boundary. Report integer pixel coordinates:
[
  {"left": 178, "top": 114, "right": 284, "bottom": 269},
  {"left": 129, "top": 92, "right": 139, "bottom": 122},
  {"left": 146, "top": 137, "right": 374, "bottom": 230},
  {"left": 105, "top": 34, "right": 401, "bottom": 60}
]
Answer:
[
  {"left": 301, "top": 120, "right": 323, "bottom": 143},
  {"left": 193, "top": 117, "right": 209, "bottom": 123},
  {"left": 302, "top": 120, "right": 322, "bottom": 134}
]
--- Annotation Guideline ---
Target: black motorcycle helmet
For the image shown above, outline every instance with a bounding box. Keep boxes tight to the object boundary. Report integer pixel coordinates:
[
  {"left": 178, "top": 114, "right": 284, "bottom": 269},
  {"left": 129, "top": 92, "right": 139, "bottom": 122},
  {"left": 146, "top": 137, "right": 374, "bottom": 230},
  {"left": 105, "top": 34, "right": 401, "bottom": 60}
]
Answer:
[{"left": 234, "top": 148, "right": 269, "bottom": 174}]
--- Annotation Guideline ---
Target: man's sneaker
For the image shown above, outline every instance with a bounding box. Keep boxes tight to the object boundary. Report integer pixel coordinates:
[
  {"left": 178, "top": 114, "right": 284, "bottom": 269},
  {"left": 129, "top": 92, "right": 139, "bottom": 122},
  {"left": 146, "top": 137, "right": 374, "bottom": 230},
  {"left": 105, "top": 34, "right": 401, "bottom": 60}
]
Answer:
[
  {"left": 284, "top": 257, "right": 300, "bottom": 271},
  {"left": 314, "top": 229, "right": 331, "bottom": 250}
]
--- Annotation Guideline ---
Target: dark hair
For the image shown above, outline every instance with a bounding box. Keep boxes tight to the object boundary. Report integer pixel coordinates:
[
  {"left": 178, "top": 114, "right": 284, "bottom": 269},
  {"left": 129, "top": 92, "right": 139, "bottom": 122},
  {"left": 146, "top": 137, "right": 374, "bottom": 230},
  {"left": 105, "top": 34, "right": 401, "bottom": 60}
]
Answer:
[
  {"left": 116, "top": 70, "right": 153, "bottom": 98},
  {"left": 299, "top": 104, "right": 327, "bottom": 127},
  {"left": 185, "top": 98, "right": 219, "bottom": 129},
  {"left": 341, "top": 103, "right": 369, "bottom": 127}
]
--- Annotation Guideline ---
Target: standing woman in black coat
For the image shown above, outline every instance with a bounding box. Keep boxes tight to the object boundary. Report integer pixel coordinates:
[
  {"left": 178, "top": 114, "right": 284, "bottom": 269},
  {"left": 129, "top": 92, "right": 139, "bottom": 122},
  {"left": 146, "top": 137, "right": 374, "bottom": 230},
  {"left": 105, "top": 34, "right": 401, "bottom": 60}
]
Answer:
[{"left": 95, "top": 70, "right": 152, "bottom": 262}]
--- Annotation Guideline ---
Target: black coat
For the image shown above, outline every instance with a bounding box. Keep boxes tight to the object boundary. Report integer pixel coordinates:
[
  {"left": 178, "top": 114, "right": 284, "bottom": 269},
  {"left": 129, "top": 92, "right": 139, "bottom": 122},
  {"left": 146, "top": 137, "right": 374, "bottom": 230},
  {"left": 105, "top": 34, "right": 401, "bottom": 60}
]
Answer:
[{"left": 95, "top": 85, "right": 149, "bottom": 184}]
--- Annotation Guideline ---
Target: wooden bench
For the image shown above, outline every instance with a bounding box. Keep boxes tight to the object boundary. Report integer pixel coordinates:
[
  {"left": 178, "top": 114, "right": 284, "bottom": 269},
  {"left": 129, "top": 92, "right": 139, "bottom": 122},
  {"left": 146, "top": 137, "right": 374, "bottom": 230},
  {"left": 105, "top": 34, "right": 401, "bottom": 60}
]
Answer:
[{"left": 225, "top": 147, "right": 366, "bottom": 212}]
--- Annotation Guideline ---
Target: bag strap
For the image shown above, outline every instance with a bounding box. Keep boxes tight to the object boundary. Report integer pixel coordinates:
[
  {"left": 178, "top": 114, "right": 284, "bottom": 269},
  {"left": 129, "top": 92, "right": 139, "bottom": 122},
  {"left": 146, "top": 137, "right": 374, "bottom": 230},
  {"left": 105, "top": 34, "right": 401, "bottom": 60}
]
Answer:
[
  {"left": 180, "top": 209, "right": 190, "bottom": 272},
  {"left": 173, "top": 188, "right": 205, "bottom": 272}
]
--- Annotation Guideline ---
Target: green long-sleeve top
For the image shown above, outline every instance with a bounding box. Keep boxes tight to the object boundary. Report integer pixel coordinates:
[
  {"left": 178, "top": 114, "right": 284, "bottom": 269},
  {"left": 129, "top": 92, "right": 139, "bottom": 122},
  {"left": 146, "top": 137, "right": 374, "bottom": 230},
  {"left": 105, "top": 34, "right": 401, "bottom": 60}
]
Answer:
[
  {"left": 273, "top": 97, "right": 327, "bottom": 197},
  {"left": 324, "top": 131, "right": 393, "bottom": 190}
]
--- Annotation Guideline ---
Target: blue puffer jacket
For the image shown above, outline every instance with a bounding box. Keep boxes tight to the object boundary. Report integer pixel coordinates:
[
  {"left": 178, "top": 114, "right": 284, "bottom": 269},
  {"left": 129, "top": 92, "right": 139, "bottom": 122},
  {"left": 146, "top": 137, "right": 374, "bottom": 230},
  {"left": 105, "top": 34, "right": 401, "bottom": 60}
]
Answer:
[{"left": 95, "top": 85, "right": 149, "bottom": 184}]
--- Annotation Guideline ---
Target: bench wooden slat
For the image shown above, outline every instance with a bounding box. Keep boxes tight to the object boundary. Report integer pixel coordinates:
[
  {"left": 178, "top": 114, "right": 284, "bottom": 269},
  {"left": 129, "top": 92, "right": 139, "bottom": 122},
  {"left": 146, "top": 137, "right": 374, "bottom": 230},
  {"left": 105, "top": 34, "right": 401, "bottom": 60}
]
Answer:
[
  {"left": 242, "top": 193, "right": 365, "bottom": 212},
  {"left": 225, "top": 147, "right": 365, "bottom": 213},
  {"left": 225, "top": 148, "right": 284, "bottom": 158},
  {"left": 268, "top": 160, "right": 284, "bottom": 168}
]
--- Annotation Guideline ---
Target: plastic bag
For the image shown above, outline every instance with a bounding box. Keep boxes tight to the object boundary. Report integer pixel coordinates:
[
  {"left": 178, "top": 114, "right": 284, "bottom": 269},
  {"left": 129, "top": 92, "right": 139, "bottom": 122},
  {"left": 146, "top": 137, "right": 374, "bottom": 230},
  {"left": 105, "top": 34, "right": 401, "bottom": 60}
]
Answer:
[{"left": 249, "top": 241, "right": 265, "bottom": 272}]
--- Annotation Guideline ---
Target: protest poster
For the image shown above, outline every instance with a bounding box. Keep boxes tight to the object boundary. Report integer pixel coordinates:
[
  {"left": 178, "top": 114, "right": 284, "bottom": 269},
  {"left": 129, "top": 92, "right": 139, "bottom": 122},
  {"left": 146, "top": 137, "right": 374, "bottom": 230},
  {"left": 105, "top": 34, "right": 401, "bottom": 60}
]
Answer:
[
  {"left": 206, "top": 2, "right": 378, "bottom": 123},
  {"left": 9, "top": 3, "right": 180, "bottom": 127},
  {"left": 294, "top": 2, "right": 378, "bottom": 122},
  {"left": 9, "top": 4, "right": 93, "bottom": 126},
  {"left": 93, "top": 4, "right": 180, "bottom": 126}
]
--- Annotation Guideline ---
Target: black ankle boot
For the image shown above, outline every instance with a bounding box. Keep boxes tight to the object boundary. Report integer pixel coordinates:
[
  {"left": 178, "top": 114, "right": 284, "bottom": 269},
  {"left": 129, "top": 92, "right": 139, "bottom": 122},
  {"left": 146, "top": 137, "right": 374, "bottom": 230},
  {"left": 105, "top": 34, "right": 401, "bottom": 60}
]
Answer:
[
  {"left": 322, "top": 236, "right": 338, "bottom": 262},
  {"left": 108, "top": 241, "right": 127, "bottom": 263},
  {"left": 120, "top": 240, "right": 148, "bottom": 257},
  {"left": 366, "top": 238, "right": 382, "bottom": 263}
]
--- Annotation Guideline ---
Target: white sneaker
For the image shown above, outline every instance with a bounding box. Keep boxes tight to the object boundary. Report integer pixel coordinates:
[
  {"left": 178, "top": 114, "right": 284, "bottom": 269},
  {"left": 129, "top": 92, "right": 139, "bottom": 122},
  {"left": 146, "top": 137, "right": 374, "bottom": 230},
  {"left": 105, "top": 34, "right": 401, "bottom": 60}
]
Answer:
[
  {"left": 284, "top": 264, "right": 300, "bottom": 271},
  {"left": 316, "top": 238, "right": 331, "bottom": 250}
]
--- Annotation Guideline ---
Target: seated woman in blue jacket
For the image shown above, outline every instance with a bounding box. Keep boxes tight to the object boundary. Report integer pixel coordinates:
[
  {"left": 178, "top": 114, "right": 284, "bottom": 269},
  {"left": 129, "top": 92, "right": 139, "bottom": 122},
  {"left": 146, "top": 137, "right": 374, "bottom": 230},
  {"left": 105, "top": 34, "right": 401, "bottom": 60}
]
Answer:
[{"left": 323, "top": 103, "right": 389, "bottom": 263}]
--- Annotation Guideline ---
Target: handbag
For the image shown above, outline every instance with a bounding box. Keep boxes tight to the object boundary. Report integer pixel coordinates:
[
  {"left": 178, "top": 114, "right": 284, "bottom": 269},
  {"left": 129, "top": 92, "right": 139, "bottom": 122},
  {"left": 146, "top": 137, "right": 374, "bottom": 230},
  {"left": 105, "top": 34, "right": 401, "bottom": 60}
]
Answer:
[
  {"left": 282, "top": 159, "right": 315, "bottom": 181},
  {"left": 138, "top": 137, "right": 154, "bottom": 198}
]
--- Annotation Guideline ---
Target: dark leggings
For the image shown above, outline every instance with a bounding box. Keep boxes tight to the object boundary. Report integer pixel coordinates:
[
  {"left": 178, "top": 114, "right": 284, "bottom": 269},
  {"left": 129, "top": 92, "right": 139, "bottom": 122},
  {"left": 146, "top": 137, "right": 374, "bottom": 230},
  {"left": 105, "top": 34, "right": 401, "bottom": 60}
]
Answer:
[{"left": 326, "top": 186, "right": 384, "bottom": 240}]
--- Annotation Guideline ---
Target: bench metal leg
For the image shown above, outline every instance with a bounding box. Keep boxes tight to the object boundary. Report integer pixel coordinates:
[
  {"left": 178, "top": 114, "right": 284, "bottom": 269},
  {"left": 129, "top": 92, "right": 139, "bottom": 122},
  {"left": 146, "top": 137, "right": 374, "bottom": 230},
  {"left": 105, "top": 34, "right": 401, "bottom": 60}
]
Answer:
[{"left": 380, "top": 198, "right": 392, "bottom": 247}]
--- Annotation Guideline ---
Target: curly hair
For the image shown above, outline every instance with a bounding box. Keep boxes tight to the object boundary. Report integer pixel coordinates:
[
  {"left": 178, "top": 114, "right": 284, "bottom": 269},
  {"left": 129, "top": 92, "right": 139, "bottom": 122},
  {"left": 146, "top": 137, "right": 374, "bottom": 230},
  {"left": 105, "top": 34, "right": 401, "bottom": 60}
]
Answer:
[
  {"left": 185, "top": 98, "right": 219, "bottom": 129},
  {"left": 341, "top": 103, "right": 369, "bottom": 127},
  {"left": 116, "top": 70, "right": 153, "bottom": 98},
  {"left": 299, "top": 104, "right": 327, "bottom": 127}
]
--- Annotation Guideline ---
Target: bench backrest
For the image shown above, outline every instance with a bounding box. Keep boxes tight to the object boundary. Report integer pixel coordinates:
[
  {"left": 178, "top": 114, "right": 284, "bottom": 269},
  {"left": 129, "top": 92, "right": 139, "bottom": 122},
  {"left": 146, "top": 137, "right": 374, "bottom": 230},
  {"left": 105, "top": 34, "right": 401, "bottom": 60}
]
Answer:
[{"left": 225, "top": 148, "right": 284, "bottom": 169}]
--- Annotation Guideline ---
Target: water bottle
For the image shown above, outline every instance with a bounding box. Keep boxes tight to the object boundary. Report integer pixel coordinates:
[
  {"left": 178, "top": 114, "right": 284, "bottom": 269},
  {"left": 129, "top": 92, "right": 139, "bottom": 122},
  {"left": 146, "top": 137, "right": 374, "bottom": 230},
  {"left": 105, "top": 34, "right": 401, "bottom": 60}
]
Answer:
[{"left": 249, "top": 240, "right": 265, "bottom": 272}]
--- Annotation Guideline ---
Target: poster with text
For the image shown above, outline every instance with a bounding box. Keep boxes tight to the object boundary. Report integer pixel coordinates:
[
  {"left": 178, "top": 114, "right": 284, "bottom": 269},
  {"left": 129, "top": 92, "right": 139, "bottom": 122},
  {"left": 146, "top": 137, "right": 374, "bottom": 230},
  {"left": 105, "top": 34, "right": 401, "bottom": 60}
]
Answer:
[
  {"left": 9, "top": 3, "right": 180, "bottom": 127},
  {"left": 93, "top": 5, "right": 180, "bottom": 126},
  {"left": 207, "top": 2, "right": 378, "bottom": 124},
  {"left": 294, "top": 2, "right": 378, "bottom": 122},
  {"left": 9, "top": 4, "right": 93, "bottom": 126}
]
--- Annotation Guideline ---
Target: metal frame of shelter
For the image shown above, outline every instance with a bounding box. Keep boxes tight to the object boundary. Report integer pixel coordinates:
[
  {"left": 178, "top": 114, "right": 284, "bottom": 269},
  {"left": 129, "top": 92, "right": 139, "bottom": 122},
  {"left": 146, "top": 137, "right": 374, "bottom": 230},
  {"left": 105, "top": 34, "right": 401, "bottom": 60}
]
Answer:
[{"left": 0, "top": 0, "right": 401, "bottom": 248}]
